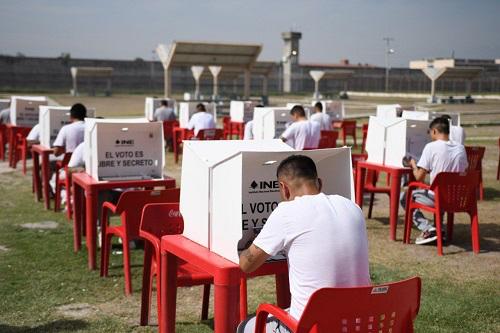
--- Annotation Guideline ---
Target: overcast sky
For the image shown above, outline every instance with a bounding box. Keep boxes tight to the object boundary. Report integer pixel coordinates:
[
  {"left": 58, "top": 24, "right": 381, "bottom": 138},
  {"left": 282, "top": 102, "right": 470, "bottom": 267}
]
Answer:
[{"left": 1, "top": 0, "right": 499, "bottom": 67}]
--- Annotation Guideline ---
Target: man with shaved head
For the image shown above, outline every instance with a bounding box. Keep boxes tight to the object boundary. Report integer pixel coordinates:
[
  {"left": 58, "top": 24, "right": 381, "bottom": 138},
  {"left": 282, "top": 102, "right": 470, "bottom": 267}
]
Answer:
[{"left": 237, "top": 155, "right": 370, "bottom": 333}]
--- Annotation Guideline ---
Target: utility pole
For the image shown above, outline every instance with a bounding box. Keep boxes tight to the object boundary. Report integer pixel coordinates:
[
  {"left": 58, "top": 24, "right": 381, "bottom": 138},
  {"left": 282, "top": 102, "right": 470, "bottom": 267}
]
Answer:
[{"left": 383, "top": 37, "right": 394, "bottom": 92}]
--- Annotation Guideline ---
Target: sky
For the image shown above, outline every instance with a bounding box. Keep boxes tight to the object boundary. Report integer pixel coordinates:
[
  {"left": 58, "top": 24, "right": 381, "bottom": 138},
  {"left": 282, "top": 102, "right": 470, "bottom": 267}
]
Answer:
[{"left": 1, "top": 0, "right": 499, "bottom": 68}]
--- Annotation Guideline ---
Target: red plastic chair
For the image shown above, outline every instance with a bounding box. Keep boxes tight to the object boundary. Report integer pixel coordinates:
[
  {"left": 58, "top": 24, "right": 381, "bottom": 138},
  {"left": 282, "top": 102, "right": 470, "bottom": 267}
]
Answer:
[
  {"left": 54, "top": 153, "right": 73, "bottom": 219},
  {"left": 139, "top": 203, "right": 213, "bottom": 326},
  {"left": 196, "top": 128, "right": 224, "bottom": 140},
  {"left": 0, "top": 124, "right": 7, "bottom": 161},
  {"left": 100, "top": 188, "right": 179, "bottom": 295},
  {"left": 404, "top": 171, "right": 480, "bottom": 256},
  {"left": 223, "top": 116, "right": 232, "bottom": 139},
  {"left": 162, "top": 120, "right": 179, "bottom": 151},
  {"left": 333, "top": 120, "right": 357, "bottom": 147},
  {"left": 351, "top": 153, "right": 367, "bottom": 190},
  {"left": 173, "top": 127, "right": 194, "bottom": 164},
  {"left": 228, "top": 121, "right": 245, "bottom": 140},
  {"left": 465, "top": 146, "right": 485, "bottom": 200},
  {"left": 317, "top": 130, "right": 338, "bottom": 149},
  {"left": 12, "top": 128, "right": 31, "bottom": 172},
  {"left": 255, "top": 277, "right": 421, "bottom": 333},
  {"left": 361, "top": 123, "right": 368, "bottom": 153}
]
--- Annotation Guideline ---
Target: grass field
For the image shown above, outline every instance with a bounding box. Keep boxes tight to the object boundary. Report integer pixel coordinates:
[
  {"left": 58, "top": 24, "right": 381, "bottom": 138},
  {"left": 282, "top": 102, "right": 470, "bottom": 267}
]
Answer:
[{"left": 0, "top": 94, "right": 499, "bottom": 332}]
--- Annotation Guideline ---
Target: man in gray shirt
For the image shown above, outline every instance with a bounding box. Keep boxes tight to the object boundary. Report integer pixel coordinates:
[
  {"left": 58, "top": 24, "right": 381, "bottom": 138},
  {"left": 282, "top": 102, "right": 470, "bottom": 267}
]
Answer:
[{"left": 153, "top": 100, "right": 176, "bottom": 121}]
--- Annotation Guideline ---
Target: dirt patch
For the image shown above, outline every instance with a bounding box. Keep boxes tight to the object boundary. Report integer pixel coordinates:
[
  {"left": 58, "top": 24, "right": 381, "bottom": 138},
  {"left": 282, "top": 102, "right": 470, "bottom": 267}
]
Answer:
[
  {"left": 56, "top": 303, "right": 98, "bottom": 319},
  {"left": 20, "top": 221, "right": 58, "bottom": 230},
  {"left": 0, "top": 245, "right": 8, "bottom": 252}
]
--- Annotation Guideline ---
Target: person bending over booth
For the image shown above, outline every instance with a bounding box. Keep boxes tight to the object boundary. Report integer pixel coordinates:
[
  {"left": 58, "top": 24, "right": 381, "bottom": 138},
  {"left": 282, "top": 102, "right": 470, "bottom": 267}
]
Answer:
[
  {"left": 280, "top": 105, "right": 321, "bottom": 150},
  {"left": 237, "top": 155, "right": 371, "bottom": 333},
  {"left": 400, "top": 117, "right": 468, "bottom": 245},
  {"left": 187, "top": 103, "right": 215, "bottom": 136},
  {"left": 52, "top": 103, "right": 87, "bottom": 156}
]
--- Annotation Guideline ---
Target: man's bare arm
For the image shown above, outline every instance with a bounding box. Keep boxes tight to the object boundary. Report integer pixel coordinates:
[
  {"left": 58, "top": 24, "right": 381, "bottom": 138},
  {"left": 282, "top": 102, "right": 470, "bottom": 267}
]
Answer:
[
  {"left": 410, "top": 159, "right": 427, "bottom": 182},
  {"left": 239, "top": 244, "right": 270, "bottom": 273}
]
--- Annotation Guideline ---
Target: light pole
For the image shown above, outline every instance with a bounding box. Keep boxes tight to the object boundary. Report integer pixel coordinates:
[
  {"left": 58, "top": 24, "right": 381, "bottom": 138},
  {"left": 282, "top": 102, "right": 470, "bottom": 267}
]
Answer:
[{"left": 383, "top": 37, "right": 395, "bottom": 92}]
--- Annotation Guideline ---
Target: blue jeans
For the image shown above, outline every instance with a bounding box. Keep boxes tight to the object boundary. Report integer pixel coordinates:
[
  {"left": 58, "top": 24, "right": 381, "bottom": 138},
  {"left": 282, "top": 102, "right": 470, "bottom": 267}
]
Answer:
[{"left": 400, "top": 189, "right": 435, "bottom": 232}]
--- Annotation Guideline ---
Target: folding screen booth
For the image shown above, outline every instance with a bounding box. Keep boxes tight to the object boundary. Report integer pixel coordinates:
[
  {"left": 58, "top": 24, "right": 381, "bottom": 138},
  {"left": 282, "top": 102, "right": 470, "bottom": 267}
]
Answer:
[
  {"left": 180, "top": 140, "right": 354, "bottom": 263},
  {"left": 229, "top": 101, "right": 259, "bottom": 123},
  {"left": 144, "top": 97, "right": 176, "bottom": 121},
  {"left": 401, "top": 110, "right": 430, "bottom": 121},
  {"left": 178, "top": 102, "right": 217, "bottom": 128},
  {"left": 252, "top": 107, "right": 291, "bottom": 140},
  {"left": 376, "top": 104, "right": 402, "bottom": 119},
  {"left": 10, "top": 96, "right": 48, "bottom": 127}
]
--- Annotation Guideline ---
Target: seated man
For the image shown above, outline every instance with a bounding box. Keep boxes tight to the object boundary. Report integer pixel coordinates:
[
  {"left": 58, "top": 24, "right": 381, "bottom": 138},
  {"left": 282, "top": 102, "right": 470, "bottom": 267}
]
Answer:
[
  {"left": 238, "top": 155, "right": 370, "bottom": 333},
  {"left": 442, "top": 114, "right": 465, "bottom": 145},
  {"left": 187, "top": 103, "right": 215, "bottom": 136},
  {"left": 401, "top": 117, "right": 468, "bottom": 244},
  {"left": 153, "top": 100, "right": 176, "bottom": 122},
  {"left": 310, "top": 102, "right": 332, "bottom": 131},
  {"left": 52, "top": 103, "right": 87, "bottom": 156},
  {"left": 280, "top": 105, "right": 321, "bottom": 150}
]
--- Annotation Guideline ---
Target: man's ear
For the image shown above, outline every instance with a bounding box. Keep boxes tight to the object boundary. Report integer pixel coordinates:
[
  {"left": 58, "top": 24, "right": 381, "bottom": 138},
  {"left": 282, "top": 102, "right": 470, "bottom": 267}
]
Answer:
[
  {"left": 317, "top": 178, "right": 323, "bottom": 192},
  {"left": 280, "top": 181, "right": 291, "bottom": 201}
]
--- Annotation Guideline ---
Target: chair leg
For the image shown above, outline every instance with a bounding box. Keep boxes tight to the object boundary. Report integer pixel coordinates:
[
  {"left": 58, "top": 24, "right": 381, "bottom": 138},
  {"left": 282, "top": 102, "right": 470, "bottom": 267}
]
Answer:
[
  {"left": 404, "top": 208, "right": 414, "bottom": 244},
  {"left": 101, "top": 233, "right": 113, "bottom": 278},
  {"left": 435, "top": 212, "right": 443, "bottom": 256},
  {"left": 22, "top": 148, "right": 27, "bottom": 175},
  {"left": 122, "top": 236, "right": 133, "bottom": 295},
  {"left": 368, "top": 193, "right": 375, "bottom": 218},
  {"left": 140, "top": 244, "right": 153, "bottom": 326},
  {"left": 54, "top": 182, "right": 60, "bottom": 212},
  {"left": 479, "top": 177, "right": 484, "bottom": 201},
  {"left": 471, "top": 210, "right": 480, "bottom": 254},
  {"left": 447, "top": 213, "right": 454, "bottom": 243},
  {"left": 201, "top": 284, "right": 210, "bottom": 320}
]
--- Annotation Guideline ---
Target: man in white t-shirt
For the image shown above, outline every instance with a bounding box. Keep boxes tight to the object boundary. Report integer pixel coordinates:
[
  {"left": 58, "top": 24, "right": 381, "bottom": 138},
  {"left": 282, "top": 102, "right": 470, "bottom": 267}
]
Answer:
[
  {"left": 26, "top": 123, "right": 41, "bottom": 144},
  {"left": 310, "top": 102, "right": 332, "bottom": 131},
  {"left": 237, "top": 155, "right": 370, "bottom": 333},
  {"left": 153, "top": 100, "right": 176, "bottom": 122},
  {"left": 187, "top": 103, "right": 216, "bottom": 136},
  {"left": 280, "top": 105, "right": 321, "bottom": 150},
  {"left": 52, "top": 103, "right": 87, "bottom": 156},
  {"left": 401, "top": 117, "right": 468, "bottom": 244}
]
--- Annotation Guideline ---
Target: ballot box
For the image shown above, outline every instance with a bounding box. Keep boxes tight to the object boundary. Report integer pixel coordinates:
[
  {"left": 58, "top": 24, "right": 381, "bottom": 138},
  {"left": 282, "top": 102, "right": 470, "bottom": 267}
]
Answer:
[
  {"left": 402, "top": 110, "right": 430, "bottom": 121},
  {"left": 312, "top": 100, "right": 345, "bottom": 121},
  {"left": 180, "top": 140, "right": 354, "bottom": 263},
  {"left": 376, "top": 104, "right": 402, "bottom": 119},
  {"left": 10, "top": 96, "right": 47, "bottom": 127},
  {"left": 39, "top": 106, "right": 95, "bottom": 147},
  {"left": 366, "top": 116, "right": 430, "bottom": 167},
  {"left": 286, "top": 103, "right": 312, "bottom": 118},
  {"left": 252, "top": 107, "right": 291, "bottom": 139},
  {"left": 429, "top": 112, "right": 461, "bottom": 126},
  {"left": 0, "top": 99, "right": 9, "bottom": 111},
  {"left": 178, "top": 102, "right": 216, "bottom": 128},
  {"left": 230, "top": 101, "right": 259, "bottom": 123},
  {"left": 84, "top": 118, "right": 163, "bottom": 181},
  {"left": 144, "top": 97, "right": 176, "bottom": 121}
]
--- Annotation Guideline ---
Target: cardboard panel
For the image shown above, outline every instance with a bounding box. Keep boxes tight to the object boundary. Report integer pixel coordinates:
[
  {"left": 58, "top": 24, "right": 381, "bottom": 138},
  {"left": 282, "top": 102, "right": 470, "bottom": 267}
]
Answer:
[
  {"left": 39, "top": 106, "right": 95, "bottom": 147},
  {"left": 252, "top": 107, "right": 291, "bottom": 140},
  {"left": 230, "top": 101, "right": 258, "bottom": 123},
  {"left": 365, "top": 116, "right": 391, "bottom": 164},
  {"left": 312, "top": 100, "right": 344, "bottom": 121},
  {"left": 376, "top": 104, "right": 401, "bottom": 119},
  {"left": 10, "top": 96, "right": 47, "bottom": 127},
  {"left": 402, "top": 110, "right": 429, "bottom": 121},
  {"left": 178, "top": 102, "right": 216, "bottom": 128},
  {"left": 144, "top": 97, "right": 176, "bottom": 121}
]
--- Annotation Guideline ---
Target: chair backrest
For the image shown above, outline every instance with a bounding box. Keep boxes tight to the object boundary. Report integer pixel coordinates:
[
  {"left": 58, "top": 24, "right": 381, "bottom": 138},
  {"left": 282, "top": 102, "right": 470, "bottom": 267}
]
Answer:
[
  {"left": 465, "top": 146, "right": 485, "bottom": 172},
  {"left": 114, "top": 188, "right": 180, "bottom": 239},
  {"left": 197, "top": 128, "right": 223, "bottom": 140},
  {"left": 351, "top": 153, "right": 367, "bottom": 170},
  {"left": 162, "top": 120, "right": 179, "bottom": 141},
  {"left": 57, "top": 152, "right": 72, "bottom": 169},
  {"left": 139, "top": 203, "right": 184, "bottom": 241},
  {"left": 430, "top": 171, "right": 479, "bottom": 213},
  {"left": 342, "top": 120, "right": 357, "bottom": 134},
  {"left": 295, "top": 277, "right": 421, "bottom": 333},
  {"left": 318, "top": 130, "right": 338, "bottom": 149}
]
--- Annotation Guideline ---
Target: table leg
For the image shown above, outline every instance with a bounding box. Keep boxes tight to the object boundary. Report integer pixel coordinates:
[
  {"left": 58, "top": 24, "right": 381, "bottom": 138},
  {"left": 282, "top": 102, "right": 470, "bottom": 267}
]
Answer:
[
  {"left": 32, "top": 150, "right": 42, "bottom": 202},
  {"left": 173, "top": 131, "right": 179, "bottom": 164},
  {"left": 86, "top": 188, "right": 98, "bottom": 270},
  {"left": 389, "top": 171, "right": 402, "bottom": 241},
  {"left": 73, "top": 183, "right": 83, "bottom": 252},
  {"left": 41, "top": 152, "right": 50, "bottom": 210},
  {"left": 239, "top": 277, "right": 248, "bottom": 321},
  {"left": 8, "top": 130, "right": 14, "bottom": 167},
  {"left": 355, "top": 165, "right": 366, "bottom": 208},
  {"left": 275, "top": 273, "right": 291, "bottom": 309},
  {"left": 214, "top": 280, "right": 240, "bottom": 333},
  {"left": 160, "top": 251, "right": 178, "bottom": 333}
]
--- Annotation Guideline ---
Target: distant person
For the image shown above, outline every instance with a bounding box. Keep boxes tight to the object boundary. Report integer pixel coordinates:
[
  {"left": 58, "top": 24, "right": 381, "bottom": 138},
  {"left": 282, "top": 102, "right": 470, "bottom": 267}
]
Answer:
[
  {"left": 237, "top": 155, "right": 370, "bottom": 333},
  {"left": 310, "top": 102, "right": 332, "bottom": 131},
  {"left": 0, "top": 102, "right": 10, "bottom": 125},
  {"left": 442, "top": 114, "right": 465, "bottom": 145},
  {"left": 280, "top": 105, "right": 321, "bottom": 150},
  {"left": 401, "top": 117, "right": 468, "bottom": 244},
  {"left": 243, "top": 104, "right": 263, "bottom": 140},
  {"left": 153, "top": 100, "right": 176, "bottom": 122},
  {"left": 52, "top": 103, "right": 87, "bottom": 156},
  {"left": 187, "top": 103, "right": 216, "bottom": 136}
]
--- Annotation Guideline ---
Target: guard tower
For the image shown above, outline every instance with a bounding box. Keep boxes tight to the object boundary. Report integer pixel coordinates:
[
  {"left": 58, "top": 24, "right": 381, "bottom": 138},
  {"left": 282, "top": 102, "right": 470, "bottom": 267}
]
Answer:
[{"left": 282, "top": 31, "right": 301, "bottom": 93}]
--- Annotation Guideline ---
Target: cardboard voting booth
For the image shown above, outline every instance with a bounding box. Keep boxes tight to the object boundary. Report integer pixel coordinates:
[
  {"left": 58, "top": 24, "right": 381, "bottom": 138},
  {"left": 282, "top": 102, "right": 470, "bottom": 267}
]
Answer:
[
  {"left": 366, "top": 116, "right": 430, "bottom": 167},
  {"left": 144, "top": 97, "right": 176, "bottom": 121},
  {"left": 312, "top": 100, "right": 345, "bottom": 121},
  {"left": 230, "top": 101, "right": 258, "bottom": 123},
  {"left": 376, "top": 104, "right": 402, "bottom": 119},
  {"left": 84, "top": 118, "right": 164, "bottom": 181},
  {"left": 402, "top": 110, "right": 429, "bottom": 121},
  {"left": 39, "top": 106, "right": 95, "bottom": 147},
  {"left": 252, "top": 107, "right": 291, "bottom": 140},
  {"left": 10, "top": 96, "right": 47, "bottom": 128},
  {"left": 178, "top": 102, "right": 216, "bottom": 128},
  {"left": 180, "top": 140, "right": 354, "bottom": 263}
]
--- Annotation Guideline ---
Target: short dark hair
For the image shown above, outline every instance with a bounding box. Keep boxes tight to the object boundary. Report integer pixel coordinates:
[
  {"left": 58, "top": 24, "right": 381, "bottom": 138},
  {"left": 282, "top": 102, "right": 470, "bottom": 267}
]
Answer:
[
  {"left": 70, "top": 103, "right": 87, "bottom": 120},
  {"left": 290, "top": 105, "right": 306, "bottom": 117},
  {"left": 314, "top": 102, "right": 323, "bottom": 111},
  {"left": 277, "top": 155, "right": 318, "bottom": 182},
  {"left": 441, "top": 114, "right": 451, "bottom": 120},
  {"left": 429, "top": 117, "right": 450, "bottom": 135},
  {"left": 196, "top": 103, "right": 206, "bottom": 111},
  {"left": 160, "top": 100, "right": 168, "bottom": 107}
]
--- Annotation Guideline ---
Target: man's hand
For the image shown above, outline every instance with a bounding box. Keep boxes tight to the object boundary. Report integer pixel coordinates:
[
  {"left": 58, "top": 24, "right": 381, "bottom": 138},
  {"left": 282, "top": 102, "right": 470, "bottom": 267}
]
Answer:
[
  {"left": 239, "top": 244, "right": 270, "bottom": 273},
  {"left": 410, "top": 159, "right": 427, "bottom": 182},
  {"left": 53, "top": 146, "right": 64, "bottom": 157}
]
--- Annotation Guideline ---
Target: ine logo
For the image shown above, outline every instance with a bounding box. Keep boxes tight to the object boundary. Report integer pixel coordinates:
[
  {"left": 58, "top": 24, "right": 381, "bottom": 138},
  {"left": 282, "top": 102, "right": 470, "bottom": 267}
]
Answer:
[
  {"left": 115, "top": 139, "right": 134, "bottom": 146},
  {"left": 250, "top": 181, "right": 258, "bottom": 189},
  {"left": 249, "top": 180, "right": 279, "bottom": 190}
]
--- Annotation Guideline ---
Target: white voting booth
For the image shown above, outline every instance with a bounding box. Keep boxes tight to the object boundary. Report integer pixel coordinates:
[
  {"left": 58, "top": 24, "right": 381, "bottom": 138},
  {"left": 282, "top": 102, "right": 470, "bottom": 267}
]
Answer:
[
  {"left": 376, "top": 104, "right": 402, "bottom": 119},
  {"left": 252, "top": 107, "right": 291, "bottom": 140},
  {"left": 402, "top": 110, "right": 429, "bottom": 121},
  {"left": 10, "top": 96, "right": 47, "bottom": 127},
  {"left": 312, "top": 100, "right": 345, "bottom": 121},
  {"left": 39, "top": 106, "right": 95, "bottom": 147},
  {"left": 366, "top": 116, "right": 430, "bottom": 167},
  {"left": 144, "top": 97, "right": 176, "bottom": 121},
  {"left": 229, "top": 101, "right": 258, "bottom": 123},
  {"left": 180, "top": 140, "right": 354, "bottom": 263},
  {"left": 84, "top": 118, "right": 164, "bottom": 181},
  {"left": 178, "top": 102, "right": 216, "bottom": 128}
]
